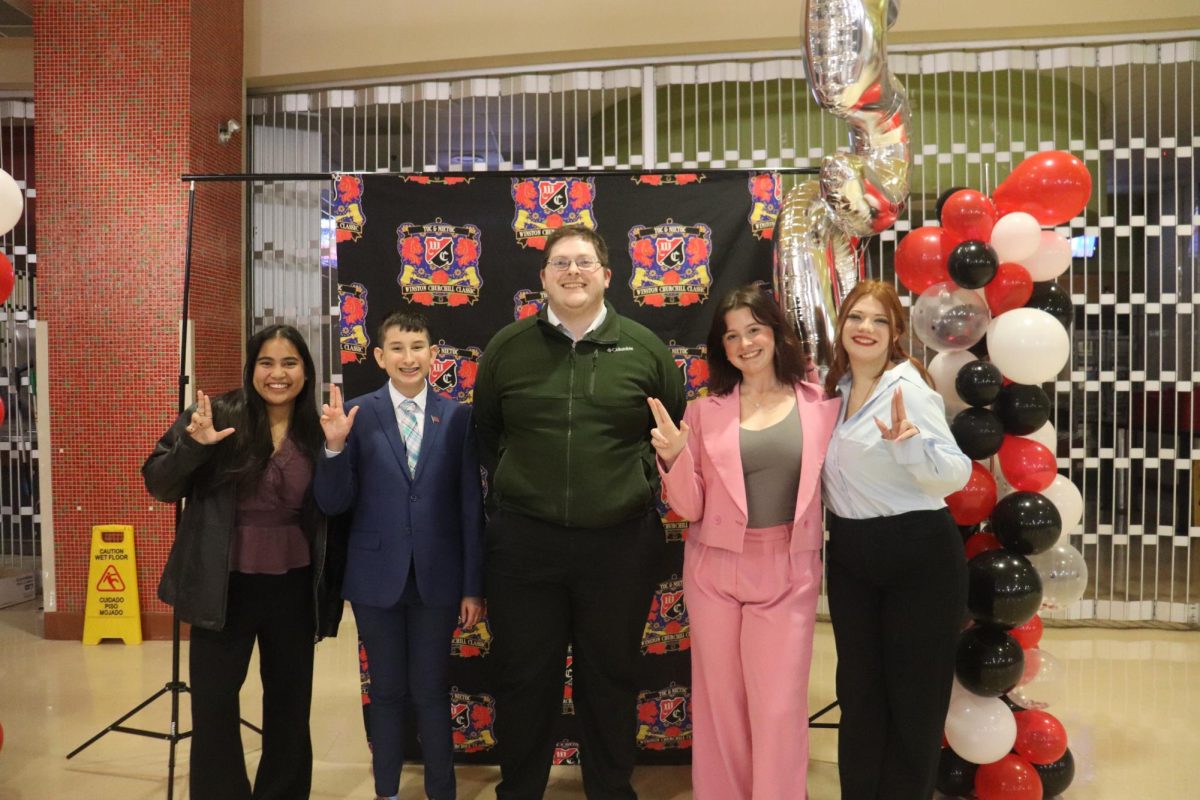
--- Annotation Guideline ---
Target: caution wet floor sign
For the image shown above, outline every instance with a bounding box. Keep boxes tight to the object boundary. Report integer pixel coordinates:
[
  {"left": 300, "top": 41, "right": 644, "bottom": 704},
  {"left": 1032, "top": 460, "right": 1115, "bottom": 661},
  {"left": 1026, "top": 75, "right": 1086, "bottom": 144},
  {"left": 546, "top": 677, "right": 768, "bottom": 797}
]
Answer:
[{"left": 83, "top": 525, "right": 142, "bottom": 645}]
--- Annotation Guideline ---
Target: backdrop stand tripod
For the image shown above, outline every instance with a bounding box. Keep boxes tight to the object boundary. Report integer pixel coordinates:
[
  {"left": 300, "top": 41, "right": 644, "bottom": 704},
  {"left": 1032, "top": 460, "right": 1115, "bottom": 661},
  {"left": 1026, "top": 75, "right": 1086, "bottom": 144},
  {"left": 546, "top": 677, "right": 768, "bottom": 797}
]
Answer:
[{"left": 65, "top": 182, "right": 261, "bottom": 799}]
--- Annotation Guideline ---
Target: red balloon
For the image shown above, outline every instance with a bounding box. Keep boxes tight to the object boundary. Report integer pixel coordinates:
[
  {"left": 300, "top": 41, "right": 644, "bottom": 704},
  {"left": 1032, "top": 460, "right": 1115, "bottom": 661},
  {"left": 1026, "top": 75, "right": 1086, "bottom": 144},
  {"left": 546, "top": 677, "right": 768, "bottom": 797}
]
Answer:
[
  {"left": 998, "top": 436, "right": 1057, "bottom": 493},
  {"left": 994, "top": 151, "right": 1093, "bottom": 226},
  {"left": 1014, "top": 710, "right": 1068, "bottom": 765},
  {"left": 0, "top": 252, "right": 14, "bottom": 306},
  {"left": 943, "top": 189, "right": 998, "bottom": 244},
  {"left": 985, "top": 263, "right": 1034, "bottom": 316},
  {"left": 0, "top": 396, "right": 5, "bottom": 428},
  {"left": 1010, "top": 614, "right": 1044, "bottom": 649},
  {"left": 965, "top": 531, "right": 1004, "bottom": 560},
  {"left": 975, "top": 754, "right": 1044, "bottom": 800},
  {"left": 894, "top": 227, "right": 952, "bottom": 294},
  {"left": 946, "top": 462, "right": 998, "bottom": 525}
]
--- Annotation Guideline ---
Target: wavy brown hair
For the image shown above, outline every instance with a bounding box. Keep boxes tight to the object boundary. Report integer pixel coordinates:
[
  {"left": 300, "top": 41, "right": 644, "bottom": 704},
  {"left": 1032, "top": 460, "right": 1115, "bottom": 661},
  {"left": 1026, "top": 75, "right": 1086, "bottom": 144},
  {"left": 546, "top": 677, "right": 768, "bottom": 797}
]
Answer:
[
  {"left": 823, "top": 280, "right": 934, "bottom": 396},
  {"left": 707, "top": 284, "right": 810, "bottom": 396}
]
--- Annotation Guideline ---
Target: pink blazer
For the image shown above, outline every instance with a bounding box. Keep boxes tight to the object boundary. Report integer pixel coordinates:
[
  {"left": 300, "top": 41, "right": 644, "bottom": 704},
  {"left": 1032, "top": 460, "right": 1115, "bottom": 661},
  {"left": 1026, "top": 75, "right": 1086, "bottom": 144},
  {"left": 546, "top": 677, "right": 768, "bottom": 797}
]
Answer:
[{"left": 659, "top": 381, "right": 841, "bottom": 553}]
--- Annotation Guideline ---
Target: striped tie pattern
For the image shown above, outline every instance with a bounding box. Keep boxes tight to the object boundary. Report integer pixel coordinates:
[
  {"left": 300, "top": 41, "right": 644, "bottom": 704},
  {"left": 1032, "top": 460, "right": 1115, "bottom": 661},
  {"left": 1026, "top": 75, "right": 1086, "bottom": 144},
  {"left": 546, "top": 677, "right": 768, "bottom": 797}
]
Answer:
[{"left": 399, "top": 399, "right": 421, "bottom": 473}]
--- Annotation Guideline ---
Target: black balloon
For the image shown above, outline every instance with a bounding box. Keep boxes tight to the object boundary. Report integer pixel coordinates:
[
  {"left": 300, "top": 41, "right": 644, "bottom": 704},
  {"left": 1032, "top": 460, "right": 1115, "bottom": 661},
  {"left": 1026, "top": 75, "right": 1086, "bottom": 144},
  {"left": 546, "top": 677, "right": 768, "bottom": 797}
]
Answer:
[
  {"left": 994, "top": 383, "right": 1052, "bottom": 435},
  {"left": 1026, "top": 280, "right": 1074, "bottom": 329},
  {"left": 947, "top": 240, "right": 1000, "bottom": 289},
  {"left": 967, "top": 550, "right": 1043, "bottom": 628},
  {"left": 991, "top": 491, "right": 1062, "bottom": 555},
  {"left": 950, "top": 408, "right": 1005, "bottom": 460},
  {"left": 936, "top": 746, "right": 978, "bottom": 796},
  {"left": 955, "top": 625, "right": 1025, "bottom": 696},
  {"left": 936, "top": 185, "right": 971, "bottom": 224},
  {"left": 1033, "top": 747, "right": 1076, "bottom": 796},
  {"left": 956, "top": 360, "right": 1004, "bottom": 407}
]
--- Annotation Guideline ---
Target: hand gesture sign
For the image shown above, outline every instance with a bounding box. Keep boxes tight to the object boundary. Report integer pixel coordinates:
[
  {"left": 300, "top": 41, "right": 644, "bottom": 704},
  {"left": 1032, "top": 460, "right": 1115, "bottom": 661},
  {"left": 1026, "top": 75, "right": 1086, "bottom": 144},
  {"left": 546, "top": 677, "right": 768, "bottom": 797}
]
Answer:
[
  {"left": 320, "top": 384, "right": 359, "bottom": 452},
  {"left": 186, "top": 389, "right": 236, "bottom": 445},
  {"left": 874, "top": 388, "right": 919, "bottom": 442},
  {"left": 647, "top": 397, "right": 690, "bottom": 470}
]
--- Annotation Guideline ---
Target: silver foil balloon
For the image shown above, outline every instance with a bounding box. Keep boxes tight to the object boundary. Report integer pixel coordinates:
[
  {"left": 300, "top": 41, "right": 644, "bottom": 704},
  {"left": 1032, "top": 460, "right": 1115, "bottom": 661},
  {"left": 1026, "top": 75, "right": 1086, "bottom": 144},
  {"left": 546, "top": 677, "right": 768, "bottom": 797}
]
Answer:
[
  {"left": 775, "top": 0, "right": 912, "bottom": 369},
  {"left": 774, "top": 181, "right": 859, "bottom": 369}
]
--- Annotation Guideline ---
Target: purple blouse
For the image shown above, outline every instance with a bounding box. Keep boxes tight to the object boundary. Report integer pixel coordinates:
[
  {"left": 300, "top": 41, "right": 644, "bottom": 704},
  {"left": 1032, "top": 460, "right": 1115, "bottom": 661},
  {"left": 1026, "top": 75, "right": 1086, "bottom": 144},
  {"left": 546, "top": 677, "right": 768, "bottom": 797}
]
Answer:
[{"left": 231, "top": 436, "right": 313, "bottom": 574}]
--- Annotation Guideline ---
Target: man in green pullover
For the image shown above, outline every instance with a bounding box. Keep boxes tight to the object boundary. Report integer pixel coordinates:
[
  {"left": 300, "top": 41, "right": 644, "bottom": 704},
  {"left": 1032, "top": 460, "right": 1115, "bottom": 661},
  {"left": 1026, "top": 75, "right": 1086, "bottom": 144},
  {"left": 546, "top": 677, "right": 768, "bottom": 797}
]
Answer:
[{"left": 474, "top": 225, "right": 686, "bottom": 800}]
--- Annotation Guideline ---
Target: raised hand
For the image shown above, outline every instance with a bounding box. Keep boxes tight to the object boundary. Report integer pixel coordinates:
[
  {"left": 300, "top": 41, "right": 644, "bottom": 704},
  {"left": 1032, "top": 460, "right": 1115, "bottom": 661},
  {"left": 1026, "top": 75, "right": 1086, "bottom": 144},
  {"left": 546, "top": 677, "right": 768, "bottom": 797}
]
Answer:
[
  {"left": 186, "top": 389, "right": 236, "bottom": 445},
  {"left": 648, "top": 396, "right": 690, "bottom": 469},
  {"left": 874, "top": 387, "right": 919, "bottom": 442},
  {"left": 320, "top": 384, "right": 359, "bottom": 452}
]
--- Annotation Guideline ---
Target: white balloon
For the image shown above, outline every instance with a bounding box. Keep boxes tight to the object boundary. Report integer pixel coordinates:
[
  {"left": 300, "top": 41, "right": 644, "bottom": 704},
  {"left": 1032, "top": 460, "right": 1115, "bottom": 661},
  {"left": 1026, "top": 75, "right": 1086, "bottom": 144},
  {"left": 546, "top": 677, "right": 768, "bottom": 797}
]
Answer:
[
  {"left": 990, "top": 212, "right": 1041, "bottom": 263},
  {"left": 1039, "top": 474, "right": 1083, "bottom": 534},
  {"left": 944, "top": 691, "right": 1017, "bottom": 764},
  {"left": 928, "top": 350, "right": 977, "bottom": 415},
  {"left": 1021, "top": 231, "right": 1073, "bottom": 281},
  {"left": 987, "top": 308, "right": 1070, "bottom": 384},
  {"left": 0, "top": 169, "right": 24, "bottom": 236},
  {"left": 1021, "top": 421, "right": 1057, "bottom": 454},
  {"left": 1029, "top": 541, "right": 1088, "bottom": 610}
]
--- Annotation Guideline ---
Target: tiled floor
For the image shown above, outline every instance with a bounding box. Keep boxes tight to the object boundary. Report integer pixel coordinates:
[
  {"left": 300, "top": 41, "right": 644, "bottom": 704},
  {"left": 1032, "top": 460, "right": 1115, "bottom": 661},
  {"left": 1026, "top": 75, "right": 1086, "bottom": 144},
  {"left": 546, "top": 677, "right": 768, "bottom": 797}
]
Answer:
[{"left": 1, "top": 599, "right": 1197, "bottom": 798}]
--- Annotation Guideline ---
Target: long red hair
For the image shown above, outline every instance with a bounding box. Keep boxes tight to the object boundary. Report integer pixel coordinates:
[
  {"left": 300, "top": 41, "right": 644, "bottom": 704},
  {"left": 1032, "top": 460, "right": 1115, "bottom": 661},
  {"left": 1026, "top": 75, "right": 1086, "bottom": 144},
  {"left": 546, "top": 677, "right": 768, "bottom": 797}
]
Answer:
[{"left": 824, "top": 280, "right": 934, "bottom": 396}]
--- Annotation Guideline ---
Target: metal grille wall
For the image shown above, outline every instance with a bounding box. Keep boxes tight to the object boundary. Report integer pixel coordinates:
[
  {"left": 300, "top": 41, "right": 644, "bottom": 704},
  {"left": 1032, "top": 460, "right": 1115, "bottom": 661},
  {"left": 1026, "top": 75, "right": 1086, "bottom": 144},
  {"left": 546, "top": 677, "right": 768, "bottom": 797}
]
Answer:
[
  {"left": 0, "top": 96, "right": 39, "bottom": 597},
  {"left": 246, "top": 38, "right": 1200, "bottom": 626}
]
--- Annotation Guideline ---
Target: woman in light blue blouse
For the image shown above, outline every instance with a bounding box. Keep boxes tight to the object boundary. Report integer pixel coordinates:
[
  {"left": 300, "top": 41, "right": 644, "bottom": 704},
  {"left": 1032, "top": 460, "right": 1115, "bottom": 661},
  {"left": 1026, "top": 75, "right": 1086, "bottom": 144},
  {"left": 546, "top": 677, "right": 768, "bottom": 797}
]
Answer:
[{"left": 820, "top": 280, "right": 972, "bottom": 800}]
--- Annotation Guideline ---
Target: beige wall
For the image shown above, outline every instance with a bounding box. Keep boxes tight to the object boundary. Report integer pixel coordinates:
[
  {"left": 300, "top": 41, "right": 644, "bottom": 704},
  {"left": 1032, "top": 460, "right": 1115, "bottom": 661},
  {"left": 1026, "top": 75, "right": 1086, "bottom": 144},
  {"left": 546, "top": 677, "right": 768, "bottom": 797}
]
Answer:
[
  {"left": 2, "top": 2, "right": 1197, "bottom": 92},
  {"left": 244, "top": 0, "right": 1199, "bottom": 88},
  {"left": 0, "top": 39, "right": 33, "bottom": 91}
]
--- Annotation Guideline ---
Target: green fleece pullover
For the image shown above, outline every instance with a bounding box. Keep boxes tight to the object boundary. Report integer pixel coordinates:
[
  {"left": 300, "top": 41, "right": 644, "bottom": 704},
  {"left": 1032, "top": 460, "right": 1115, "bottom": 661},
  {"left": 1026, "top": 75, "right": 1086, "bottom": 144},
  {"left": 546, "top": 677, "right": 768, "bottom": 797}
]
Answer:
[{"left": 474, "top": 302, "right": 687, "bottom": 529}]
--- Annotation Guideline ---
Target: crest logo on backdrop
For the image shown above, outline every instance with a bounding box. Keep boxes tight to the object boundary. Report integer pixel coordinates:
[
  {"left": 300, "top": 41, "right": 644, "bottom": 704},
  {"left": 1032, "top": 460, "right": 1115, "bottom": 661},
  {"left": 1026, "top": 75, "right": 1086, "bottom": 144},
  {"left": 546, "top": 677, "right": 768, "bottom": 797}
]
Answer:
[
  {"left": 511, "top": 177, "right": 597, "bottom": 250},
  {"left": 397, "top": 219, "right": 483, "bottom": 306},
  {"left": 628, "top": 220, "right": 713, "bottom": 307}
]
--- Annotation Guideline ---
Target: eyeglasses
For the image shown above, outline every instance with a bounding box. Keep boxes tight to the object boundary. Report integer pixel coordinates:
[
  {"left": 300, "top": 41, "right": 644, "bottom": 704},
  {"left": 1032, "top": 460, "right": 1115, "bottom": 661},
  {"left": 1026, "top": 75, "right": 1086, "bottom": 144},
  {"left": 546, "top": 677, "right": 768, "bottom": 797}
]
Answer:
[{"left": 546, "top": 257, "right": 604, "bottom": 272}]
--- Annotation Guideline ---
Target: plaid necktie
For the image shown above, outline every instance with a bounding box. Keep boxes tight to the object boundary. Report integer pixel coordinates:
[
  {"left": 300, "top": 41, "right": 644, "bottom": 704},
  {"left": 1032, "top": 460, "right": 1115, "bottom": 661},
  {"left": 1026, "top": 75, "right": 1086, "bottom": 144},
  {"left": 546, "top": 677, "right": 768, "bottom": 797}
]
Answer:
[{"left": 399, "top": 399, "right": 421, "bottom": 474}]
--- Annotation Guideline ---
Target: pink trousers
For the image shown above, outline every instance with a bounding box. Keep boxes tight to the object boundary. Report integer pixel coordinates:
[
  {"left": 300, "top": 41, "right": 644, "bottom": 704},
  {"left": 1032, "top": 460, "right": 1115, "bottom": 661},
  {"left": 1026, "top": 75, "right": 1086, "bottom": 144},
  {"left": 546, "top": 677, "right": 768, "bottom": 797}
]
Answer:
[{"left": 684, "top": 526, "right": 822, "bottom": 800}]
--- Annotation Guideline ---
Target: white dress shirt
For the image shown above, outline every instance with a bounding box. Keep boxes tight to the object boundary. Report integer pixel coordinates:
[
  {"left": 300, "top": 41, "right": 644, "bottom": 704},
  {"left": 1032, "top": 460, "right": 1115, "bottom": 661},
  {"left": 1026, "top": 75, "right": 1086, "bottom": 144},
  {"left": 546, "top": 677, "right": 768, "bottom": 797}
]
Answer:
[
  {"left": 325, "top": 382, "right": 428, "bottom": 458},
  {"left": 546, "top": 303, "right": 607, "bottom": 341},
  {"left": 821, "top": 360, "right": 972, "bottom": 520}
]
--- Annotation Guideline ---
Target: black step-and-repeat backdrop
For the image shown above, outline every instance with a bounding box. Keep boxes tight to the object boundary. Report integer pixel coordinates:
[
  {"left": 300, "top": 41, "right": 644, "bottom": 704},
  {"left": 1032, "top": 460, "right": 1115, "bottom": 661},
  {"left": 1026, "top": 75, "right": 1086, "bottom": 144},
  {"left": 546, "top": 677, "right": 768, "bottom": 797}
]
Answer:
[{"left": 333, "top": 171, "right": 782, "bottom": 766}]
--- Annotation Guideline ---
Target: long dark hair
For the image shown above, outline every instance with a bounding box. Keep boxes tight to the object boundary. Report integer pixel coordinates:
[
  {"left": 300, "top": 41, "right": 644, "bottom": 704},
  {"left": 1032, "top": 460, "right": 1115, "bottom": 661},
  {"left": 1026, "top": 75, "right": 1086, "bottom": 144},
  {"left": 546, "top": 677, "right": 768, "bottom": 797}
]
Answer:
[
  {"left": 205, "top": 325, "right": 322, "bottom": 490},
  {"left": 823, "top": 280, "right": 934, "bottom": 396},
  {"left": 706, "top": 284, "right": 810, "bottom": 396}
]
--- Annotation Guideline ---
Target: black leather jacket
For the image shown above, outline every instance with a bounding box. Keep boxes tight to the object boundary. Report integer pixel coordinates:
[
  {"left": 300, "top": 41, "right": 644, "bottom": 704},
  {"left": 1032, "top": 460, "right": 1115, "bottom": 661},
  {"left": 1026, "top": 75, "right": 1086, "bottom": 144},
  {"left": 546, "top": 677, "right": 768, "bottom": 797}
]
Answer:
[{"left": 142, "top": 407, "right": 346, "bottom": 638}]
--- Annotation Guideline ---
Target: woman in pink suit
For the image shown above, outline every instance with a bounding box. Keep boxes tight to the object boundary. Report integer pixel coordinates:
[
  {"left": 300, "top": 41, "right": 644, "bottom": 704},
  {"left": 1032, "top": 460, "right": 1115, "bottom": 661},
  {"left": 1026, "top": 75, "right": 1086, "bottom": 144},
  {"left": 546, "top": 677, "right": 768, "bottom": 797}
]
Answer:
[{"left": 648, "top": 284, "right": 841, "bottom": 800}]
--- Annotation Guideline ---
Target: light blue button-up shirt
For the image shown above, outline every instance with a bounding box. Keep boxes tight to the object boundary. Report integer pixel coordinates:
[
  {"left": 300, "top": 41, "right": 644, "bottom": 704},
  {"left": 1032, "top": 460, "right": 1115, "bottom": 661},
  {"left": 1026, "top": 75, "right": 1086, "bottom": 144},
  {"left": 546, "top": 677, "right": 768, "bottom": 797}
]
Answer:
[{"left": 821, "top": 360, "right": 971, "bottom": 520}]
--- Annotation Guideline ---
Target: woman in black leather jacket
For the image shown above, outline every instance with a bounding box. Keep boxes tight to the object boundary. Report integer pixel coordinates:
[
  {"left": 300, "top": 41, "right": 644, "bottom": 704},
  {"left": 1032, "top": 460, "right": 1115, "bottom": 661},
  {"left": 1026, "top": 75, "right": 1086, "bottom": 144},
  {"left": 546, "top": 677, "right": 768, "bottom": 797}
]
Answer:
[{"left": 143, "top": 324, "right": 343, "bottom": 800}]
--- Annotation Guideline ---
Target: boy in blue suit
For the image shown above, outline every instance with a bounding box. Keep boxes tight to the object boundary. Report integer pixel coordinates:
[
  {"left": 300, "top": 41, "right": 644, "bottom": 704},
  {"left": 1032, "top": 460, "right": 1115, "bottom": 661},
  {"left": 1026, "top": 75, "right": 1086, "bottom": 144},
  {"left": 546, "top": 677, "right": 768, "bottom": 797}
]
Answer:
[{"left": 315, "top": 310, "right": 484, "bottom": 800}]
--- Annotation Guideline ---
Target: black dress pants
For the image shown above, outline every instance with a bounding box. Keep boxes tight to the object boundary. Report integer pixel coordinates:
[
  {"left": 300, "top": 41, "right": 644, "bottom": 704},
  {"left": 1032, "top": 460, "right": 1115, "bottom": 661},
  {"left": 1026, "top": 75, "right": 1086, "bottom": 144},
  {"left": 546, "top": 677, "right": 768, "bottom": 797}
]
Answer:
[
  {"left": 826, "top": 509, "right": 967, "bottom": 800},
  {"left": 484, "top": 509, "right": 663, "bottom": 800},
  {"left": 189, "top": 567, "right": 316, "bottom": 800}
]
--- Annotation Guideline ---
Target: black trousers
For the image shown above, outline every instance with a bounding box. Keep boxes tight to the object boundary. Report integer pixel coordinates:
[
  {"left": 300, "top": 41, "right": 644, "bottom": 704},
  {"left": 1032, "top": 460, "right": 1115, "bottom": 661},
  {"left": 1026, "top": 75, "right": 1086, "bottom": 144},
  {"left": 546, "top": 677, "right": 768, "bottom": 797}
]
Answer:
[
  {"left": 826, "top": 509, "right": 967, "bottom": 800},
  {"left": 484, "top": 509, "right": 663, "bottom": 800},
  {"left": 189, "top": 567, "right": 316, "bottom": 800}
]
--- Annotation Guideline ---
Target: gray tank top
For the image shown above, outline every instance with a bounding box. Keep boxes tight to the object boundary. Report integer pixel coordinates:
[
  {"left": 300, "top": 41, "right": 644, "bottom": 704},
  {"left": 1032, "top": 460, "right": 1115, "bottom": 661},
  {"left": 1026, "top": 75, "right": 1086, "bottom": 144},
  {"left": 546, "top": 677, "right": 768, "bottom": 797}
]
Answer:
[{"left": 739, "top": 407, "right": 804, "bottom": 528}]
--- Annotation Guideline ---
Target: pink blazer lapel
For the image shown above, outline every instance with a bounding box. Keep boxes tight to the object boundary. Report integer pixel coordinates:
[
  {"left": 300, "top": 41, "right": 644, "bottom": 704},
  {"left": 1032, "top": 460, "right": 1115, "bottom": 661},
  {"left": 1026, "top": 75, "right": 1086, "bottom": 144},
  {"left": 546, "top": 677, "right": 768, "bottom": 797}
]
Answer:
[
  {"left": 792, "top": 384, "right": 842, "bottom": 521},
  {"left": 705, "top": 385, "right": 748, "bottom": 518}
]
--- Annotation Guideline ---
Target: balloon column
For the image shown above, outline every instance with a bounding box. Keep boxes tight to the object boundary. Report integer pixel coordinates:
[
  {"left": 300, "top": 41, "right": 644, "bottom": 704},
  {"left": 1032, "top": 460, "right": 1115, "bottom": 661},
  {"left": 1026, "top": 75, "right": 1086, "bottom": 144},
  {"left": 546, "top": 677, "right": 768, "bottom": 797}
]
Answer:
[
  {"left": 0, "top": 167, "right": 23, "bottom": 305},
  {"left": 918, "top": 151, "right": 1091, "bottom": 800}
]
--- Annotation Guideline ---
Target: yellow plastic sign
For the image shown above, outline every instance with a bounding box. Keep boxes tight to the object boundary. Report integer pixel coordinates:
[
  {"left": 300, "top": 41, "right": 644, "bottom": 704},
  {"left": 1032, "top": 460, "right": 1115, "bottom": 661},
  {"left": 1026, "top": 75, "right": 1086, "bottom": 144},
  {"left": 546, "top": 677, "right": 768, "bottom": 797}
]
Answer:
[{"left": 82, "top": 524, "right": 142, "bottom": 645}]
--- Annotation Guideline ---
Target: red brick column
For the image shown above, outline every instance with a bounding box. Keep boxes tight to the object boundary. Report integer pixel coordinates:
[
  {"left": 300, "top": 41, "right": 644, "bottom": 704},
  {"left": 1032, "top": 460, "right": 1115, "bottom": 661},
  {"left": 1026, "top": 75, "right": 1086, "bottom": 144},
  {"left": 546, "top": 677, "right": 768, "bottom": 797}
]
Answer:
[{"left": 35, "top": 0, "right": 244, "bottom": 639}]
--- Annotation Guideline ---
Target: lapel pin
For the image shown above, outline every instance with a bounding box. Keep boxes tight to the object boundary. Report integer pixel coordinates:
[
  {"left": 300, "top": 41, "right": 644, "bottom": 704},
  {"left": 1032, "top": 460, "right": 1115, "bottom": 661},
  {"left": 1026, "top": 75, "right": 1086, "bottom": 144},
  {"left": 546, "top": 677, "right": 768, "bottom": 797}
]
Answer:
[{"left": 431, "top": 415, "right": 441, "bottom": 424}]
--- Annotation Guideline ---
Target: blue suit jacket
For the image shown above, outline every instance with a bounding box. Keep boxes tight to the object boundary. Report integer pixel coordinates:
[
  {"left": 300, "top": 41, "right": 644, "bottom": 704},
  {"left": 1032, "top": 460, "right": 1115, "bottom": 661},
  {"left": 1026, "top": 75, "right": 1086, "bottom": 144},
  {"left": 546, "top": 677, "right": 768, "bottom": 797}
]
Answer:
[{"left": 313, "top": 383, "right": 485, "bottom": 609}]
